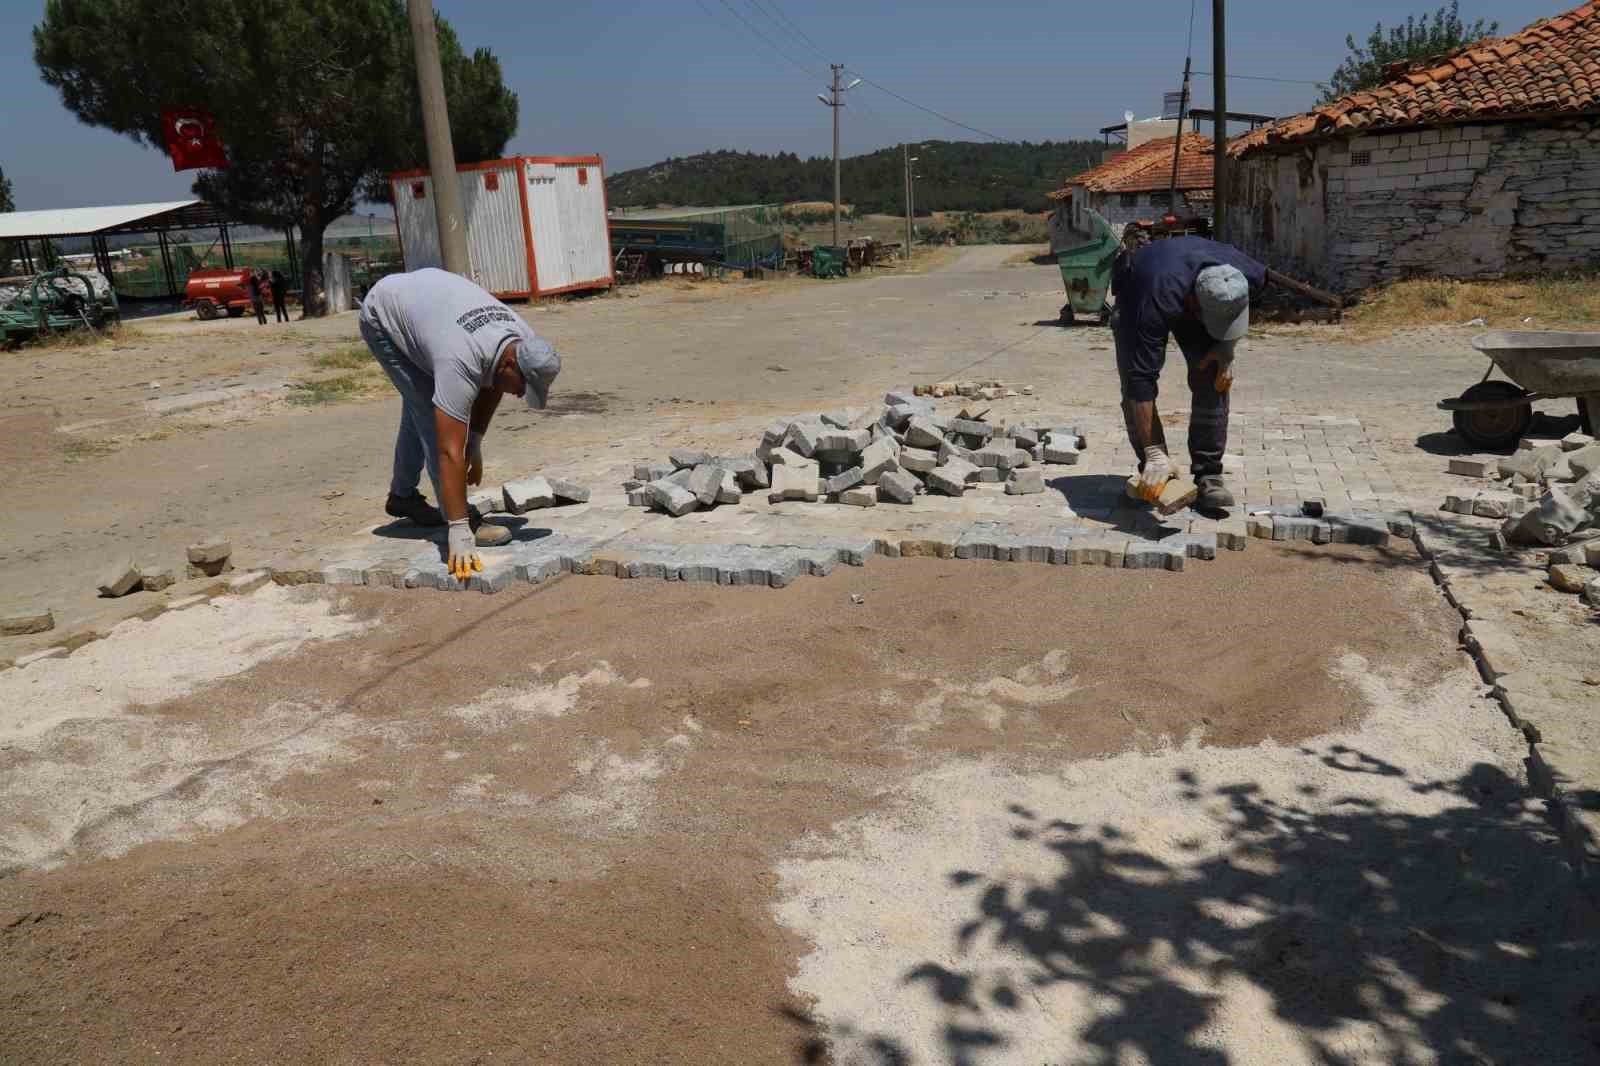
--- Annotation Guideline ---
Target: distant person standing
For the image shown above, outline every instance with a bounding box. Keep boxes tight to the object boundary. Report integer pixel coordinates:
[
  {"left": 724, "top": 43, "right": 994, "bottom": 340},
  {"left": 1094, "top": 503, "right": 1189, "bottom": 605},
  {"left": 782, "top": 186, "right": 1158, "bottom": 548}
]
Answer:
[
  {"left": 270, "top": 269, "right": 290, "bottom": 323},
  {"left": 246, "top": 269, "right": 267, "bottom": 325}
]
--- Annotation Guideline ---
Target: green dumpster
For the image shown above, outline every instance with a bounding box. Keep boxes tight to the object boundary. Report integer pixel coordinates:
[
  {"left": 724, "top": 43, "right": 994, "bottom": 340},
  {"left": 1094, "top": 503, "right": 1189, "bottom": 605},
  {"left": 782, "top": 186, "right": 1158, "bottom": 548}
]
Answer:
[
  {"left": 1055, "top": 209, "right": 1117, "bottom": 325},
  {"left": 811, "top": 245, "right": 848, "bottom": 279}
]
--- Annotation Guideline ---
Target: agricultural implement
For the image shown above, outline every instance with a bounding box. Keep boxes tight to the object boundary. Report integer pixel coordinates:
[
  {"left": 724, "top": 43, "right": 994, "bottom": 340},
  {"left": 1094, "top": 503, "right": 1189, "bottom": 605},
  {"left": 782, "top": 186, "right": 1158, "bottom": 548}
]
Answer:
[
  {"left": 0, "top": 267, "right": 120, "bottom": 348},
  {"left": 1440, "top": 331, "right": 1600, "bottom": 448}
]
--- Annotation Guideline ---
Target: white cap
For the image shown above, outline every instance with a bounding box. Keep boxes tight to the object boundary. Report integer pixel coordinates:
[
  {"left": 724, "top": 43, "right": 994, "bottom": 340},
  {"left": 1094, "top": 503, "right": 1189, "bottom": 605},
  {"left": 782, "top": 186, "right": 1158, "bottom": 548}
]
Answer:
[{"left": 1195, "top": 264, "right": 1250, "bottom": 343}]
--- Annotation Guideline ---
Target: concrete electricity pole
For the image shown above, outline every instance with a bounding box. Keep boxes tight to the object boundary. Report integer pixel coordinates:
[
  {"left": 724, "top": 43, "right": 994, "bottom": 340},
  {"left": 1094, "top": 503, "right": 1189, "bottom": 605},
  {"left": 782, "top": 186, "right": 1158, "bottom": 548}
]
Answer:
[
  {"left": 408, "top": 0, "right": 470, "bottom": 277},
  {"left": 817, "top": 66, "right": 860, "bottom": 248},
  {"left": 1212, "top": 0, "right": 1229, "bottom": 239},
  {"left": 903, "top": 144, "right": 912, "bottom": 257}
]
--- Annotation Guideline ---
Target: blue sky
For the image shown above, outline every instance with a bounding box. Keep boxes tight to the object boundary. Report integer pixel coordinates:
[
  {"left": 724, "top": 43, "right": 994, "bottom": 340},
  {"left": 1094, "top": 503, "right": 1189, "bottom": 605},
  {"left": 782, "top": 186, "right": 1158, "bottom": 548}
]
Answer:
[{"left": 0, "top": 0, "right": 1563, "bottom": 212}]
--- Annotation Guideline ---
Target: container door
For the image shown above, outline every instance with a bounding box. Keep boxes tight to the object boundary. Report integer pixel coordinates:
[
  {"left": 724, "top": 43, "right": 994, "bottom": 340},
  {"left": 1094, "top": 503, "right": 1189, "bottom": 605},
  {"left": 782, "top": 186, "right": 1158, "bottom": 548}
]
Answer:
[
  {"left": 458, "top": 162, "right": 530, "bottom": 297},
  {"left": 392, "top": 174, "right": 443, "bottom": 271},
  {"left": 523, "top": 162, "right": 569, "bottom": 292},
  {"left": 553, "top": 162, "right": 612, "bottom": 289}
]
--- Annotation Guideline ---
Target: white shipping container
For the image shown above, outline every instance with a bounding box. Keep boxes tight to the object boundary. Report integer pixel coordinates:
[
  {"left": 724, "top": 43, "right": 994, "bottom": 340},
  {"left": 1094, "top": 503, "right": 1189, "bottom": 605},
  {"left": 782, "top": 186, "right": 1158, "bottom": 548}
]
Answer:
[{"left": 390, "top": 155, "right": 613, "bottom": 299}]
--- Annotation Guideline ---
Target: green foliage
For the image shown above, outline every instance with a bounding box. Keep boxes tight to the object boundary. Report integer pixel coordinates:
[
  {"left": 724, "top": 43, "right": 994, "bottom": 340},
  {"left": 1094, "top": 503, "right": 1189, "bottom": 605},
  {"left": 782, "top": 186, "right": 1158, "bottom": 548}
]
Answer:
[
  {"left": 33, "top": 0, "right": 515, "bottom": 314},
  {"left": 607, "top": 141, "right": 1104, "bottom": 215},
  {"left": 1320, "top": 2, "right": 1497, "bottom": 102},
  {"left": 0, "top": 164, "right": 14, "bottom": 275}
]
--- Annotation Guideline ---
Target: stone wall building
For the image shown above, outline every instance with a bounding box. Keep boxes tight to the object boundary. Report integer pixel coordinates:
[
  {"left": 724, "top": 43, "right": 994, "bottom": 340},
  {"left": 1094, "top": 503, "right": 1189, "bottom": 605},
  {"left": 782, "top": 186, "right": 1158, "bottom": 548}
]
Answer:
[
  {"left": 1224, "top": 2, "right": 1600, "bottom": 292},
  {"left": 1047, "top": 134, "right": 1213, "bottom": 250}
]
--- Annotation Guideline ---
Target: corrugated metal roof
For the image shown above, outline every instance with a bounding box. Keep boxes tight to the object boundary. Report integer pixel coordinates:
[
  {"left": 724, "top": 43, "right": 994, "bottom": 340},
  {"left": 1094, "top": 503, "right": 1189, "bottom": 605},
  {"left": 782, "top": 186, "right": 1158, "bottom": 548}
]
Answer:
[
  {"left": 0, "top": 200, "right": 200, "bottom": 240},
  {"left": 608, "top": 204, "right": 776, "bottom": 221}
]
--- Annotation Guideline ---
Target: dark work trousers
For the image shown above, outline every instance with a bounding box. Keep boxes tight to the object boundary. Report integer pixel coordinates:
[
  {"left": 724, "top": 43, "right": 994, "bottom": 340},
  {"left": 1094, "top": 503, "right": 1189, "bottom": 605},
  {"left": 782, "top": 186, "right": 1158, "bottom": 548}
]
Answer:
[
  {"left": 251, "top": 297, "right": 266, "bottom": 325},
  {"left": 1111, "top": 307, "right": 1229, "bottom": 478},
  {"left": 273, "top": 294, "right": 289, "bottom": 323}
]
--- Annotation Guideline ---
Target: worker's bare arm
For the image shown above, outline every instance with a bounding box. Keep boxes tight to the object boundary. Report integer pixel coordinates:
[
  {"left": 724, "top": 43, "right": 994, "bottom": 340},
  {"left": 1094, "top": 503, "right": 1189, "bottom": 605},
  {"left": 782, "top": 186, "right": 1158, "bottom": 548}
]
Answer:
[
  {"left": 433, "top": 406, "right": 472, "bottom": 522},
  {"left": 469, "top": 387, "right": 503, "bottom": 436}
]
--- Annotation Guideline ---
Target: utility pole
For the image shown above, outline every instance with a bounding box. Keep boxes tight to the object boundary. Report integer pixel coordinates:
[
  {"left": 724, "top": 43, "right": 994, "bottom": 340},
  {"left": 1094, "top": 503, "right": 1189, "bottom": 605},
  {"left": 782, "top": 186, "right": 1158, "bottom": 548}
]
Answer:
[
  {"left": 902, "top": 144, "right": 912, "bottom": 258},
  {"left": 816, "top": 66, "right": 860, "bottom": 249},
  {"left": 408, "top": 0, "right": 469, "bottom": 277},
  {"left": 1166, "top": 54, "right": 1192, "bottom": 222},
  {"left": 1212, "top": 0, "right": 1229, "bottom": 239}
]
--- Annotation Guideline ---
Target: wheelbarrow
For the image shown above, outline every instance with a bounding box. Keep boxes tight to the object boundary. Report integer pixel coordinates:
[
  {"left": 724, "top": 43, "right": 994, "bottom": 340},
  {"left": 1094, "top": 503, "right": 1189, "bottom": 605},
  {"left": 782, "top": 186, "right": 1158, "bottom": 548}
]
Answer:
[
  {"left": 1439, "top": 331, "right": 1600, "bottom": 449},
  {"left": 1054, "top": 209, "right": 1117, "bottom": 325}
]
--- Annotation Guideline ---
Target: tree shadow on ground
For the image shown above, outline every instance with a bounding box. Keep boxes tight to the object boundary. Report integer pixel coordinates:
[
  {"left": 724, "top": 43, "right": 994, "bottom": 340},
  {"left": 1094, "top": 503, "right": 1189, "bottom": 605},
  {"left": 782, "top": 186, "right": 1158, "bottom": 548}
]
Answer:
[{"left": 799, "top": 756, "right": 1600, "bottom": 1065}]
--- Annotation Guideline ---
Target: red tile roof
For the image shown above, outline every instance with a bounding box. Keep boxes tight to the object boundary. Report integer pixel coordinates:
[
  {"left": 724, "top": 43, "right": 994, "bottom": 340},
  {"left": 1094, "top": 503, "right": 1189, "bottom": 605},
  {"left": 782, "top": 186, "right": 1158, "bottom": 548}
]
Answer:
[
  {"left": 1047, "top": 134, "right": 1214, "bottom": 200},
  {"left": 1231, "top": 2, "right": 1600, "bottom": 156}
]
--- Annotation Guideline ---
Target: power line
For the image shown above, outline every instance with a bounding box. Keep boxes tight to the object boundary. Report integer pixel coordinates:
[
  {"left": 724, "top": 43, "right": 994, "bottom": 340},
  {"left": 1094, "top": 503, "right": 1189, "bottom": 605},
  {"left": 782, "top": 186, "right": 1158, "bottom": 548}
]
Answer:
[
  {"left": 703, "top": 0, "right": 823, "bottom": 83},
  {"left": 1193, "top": 70, "right": 1323, "bottom": 86},
  {"left": 844, "top": 69, "right": 1010, "bottom": 143},
  {"left": 746, "top": 0, "right": 828, "bottom": 63}
]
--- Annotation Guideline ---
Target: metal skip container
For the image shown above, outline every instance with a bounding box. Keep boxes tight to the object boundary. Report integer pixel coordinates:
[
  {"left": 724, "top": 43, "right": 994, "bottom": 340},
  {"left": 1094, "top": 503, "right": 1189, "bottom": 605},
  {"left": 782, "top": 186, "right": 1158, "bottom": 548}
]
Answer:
[{"left": 388, "top": 155, "right": 615, "bottom": 299}]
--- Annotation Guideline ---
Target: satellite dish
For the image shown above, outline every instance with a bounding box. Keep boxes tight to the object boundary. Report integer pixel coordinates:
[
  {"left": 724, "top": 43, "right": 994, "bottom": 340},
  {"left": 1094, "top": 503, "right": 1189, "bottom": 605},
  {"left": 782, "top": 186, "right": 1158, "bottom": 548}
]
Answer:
[{"left": 1124, "top": 110, "right": 1135, "bottom": 125}]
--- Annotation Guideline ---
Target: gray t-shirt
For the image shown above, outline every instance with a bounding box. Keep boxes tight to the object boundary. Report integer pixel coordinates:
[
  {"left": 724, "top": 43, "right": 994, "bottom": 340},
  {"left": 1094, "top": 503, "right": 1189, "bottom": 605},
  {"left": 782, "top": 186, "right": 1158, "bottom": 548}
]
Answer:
[{"left": 360, "top": 268, "right": 551, "bottom": 424}]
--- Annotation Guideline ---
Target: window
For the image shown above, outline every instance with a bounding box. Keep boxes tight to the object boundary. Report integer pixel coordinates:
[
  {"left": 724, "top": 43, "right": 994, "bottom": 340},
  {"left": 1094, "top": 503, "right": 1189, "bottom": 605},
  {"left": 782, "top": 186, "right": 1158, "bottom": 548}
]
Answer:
[
  {"left": 1148, "top": 191, "right": 1171, "bottom": 208},
  {"left": 1350, "top": 150, "right": 1372, "bottom": 167},
  {"left": 483, "top": 171, "right": 499, "bottom": 191},
  {"left": 1120, "top": 192, "right": 1139, "bottom": 208},
  {"left": 411, "top": 181, "right": 426, "bottom": 200},
  {"left": 577, "top": 167, "right": 588, "bottom": 186}
]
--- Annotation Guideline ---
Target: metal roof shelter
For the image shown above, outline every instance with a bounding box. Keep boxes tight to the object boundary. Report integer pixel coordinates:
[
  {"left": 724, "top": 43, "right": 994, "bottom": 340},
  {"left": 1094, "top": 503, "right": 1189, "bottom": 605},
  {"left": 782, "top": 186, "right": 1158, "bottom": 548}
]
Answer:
[
  {"left": 1098, "top": 109, "right": 1275, "bottom": 144},
  {"left": 0, "top": 199, "right": 259, "bottom": 299}
]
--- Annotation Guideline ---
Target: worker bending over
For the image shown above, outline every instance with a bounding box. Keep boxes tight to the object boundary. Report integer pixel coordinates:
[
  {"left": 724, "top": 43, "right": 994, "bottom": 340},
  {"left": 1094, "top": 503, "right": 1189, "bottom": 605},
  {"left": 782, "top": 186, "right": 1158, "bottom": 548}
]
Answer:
[
  {"left": 1111, "top": 236, "right": 1265, "bottom": 513},
  {"left": 359, "top": 268, "right": 561, "bottom": 579}
]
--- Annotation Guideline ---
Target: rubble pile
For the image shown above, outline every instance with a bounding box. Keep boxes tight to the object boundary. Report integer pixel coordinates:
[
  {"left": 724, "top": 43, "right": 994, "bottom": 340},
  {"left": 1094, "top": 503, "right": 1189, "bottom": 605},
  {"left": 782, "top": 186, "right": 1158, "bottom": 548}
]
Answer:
[
  {"left": 1443, "top": 433, "right": 1600, "bottom": 604},
  {"left": 626, "top": 389, "right": 1088, "bottom": 517}
]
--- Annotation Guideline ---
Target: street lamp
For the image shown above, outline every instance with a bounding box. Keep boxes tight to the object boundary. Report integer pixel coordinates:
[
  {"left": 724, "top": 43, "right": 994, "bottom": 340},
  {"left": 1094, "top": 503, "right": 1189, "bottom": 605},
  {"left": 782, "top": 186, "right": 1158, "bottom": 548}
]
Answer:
[{"left": 818, "top": 67, "right": 862, "bottom": 246}]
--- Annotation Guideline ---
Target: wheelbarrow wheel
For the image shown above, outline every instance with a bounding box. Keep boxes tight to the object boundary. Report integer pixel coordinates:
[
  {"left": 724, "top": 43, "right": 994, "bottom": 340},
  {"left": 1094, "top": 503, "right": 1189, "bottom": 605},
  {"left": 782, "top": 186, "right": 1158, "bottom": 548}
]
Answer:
[
  {"left": 1059, "top": 303, "right": 1075, "bottom": 326},
  {"left": 1452, "top": 380, "right": 1532, "bottom": 450},
  {"left": 1097, "top": 302, "right": 1112, "bottom": 326},
  {"left": 195, "top": 301, "right": 218, "bottom": 321}
]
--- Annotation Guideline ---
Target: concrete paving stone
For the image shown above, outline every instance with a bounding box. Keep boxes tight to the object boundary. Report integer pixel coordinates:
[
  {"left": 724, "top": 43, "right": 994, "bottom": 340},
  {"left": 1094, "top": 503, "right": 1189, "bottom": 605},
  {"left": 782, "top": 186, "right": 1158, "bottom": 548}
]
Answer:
[
  {"left": 820, "top": 407, "right": 863, "bottom": 429},
  {"left": 549, "top": 478, "right": 590, "bottom": 504},
  {"left": 769, "top": 447, "right": 816, "bottom": 469},
  {"left": 897, "top": 445, "right": 938, "bottom": 474},
  {"left": 666, "top": 468, "right": 696, "bottom": 488},
  {"left": 1010, "top": 427, "right": 1040, "bottom": 449},
  {"left": 139, "top": 568, "right": 176, "bottom": 592},
  {"left": 1272, "top": 515, "right": 1331, "bottom": 543},
  {"left": 823, "top": 466, "right": 864, "bottom": 494},
  {"left": 859, "top": 437, "right": 900, "bottom": 484},
  {"left": 1565, "top": 443, "right": 1600, "bottom": 479},
  {"left": 467, "top": 564, "right": 516, "bottom": 594},
  {"left": 882, "top": 403, "right": 922, "bottom": 430},
  {"left": 626, "top": 488, "right": 652, "bottom": 507},
  {"left": 816, "top": 428, "right": 872, "bottom": 454},
  {"left": 973, "top": 468, "right": 1003, "bottom": 483},
  {"left": 1325, "top": 513, "right": 1391, "bottom": 546},
  {"left": 503, "top": 476, "right": 555, "bottom": 514},
  {"left": 648, "top": 479, "right": 700, "bottom": 516},
  {"left": 1300, "top": 497, "right": 1326, "bottom": 517},
  {"left": 974, "top": 444, "right": 1029, "bottom": 470},
  {"left": 1461, "top": 618, "right": 1528, "bottom": 680},
  {"left": 938, "top": 440, "right": 978, "bottom": 465},
  {"left": 1584, "top": 576, "right": 1600, "bottom": 606},
  {"left": 1065, "top": 535, "right": 1128, "bottom": 567},
  {"left": 227, "top": 570, "right": 272, "bottom": 595},
  {"left": 783, "top": 422, "right": 824, "bottom": 457},
  {"left": 769, "top": 465, "right": 822, "bottom": 503},
  {"left": 1124, "top": 541, "right": 1185, "bottom": 570},
  {"left": 96, "top": 556, "right": 142, "bottom": 598},
  {"left": 669, "top": 448, "right": 712, "bottom": 470},
  {"left": 898, "top": 538, "right": 957, "bottom": 559},
  {"left": 1005, "top": 469, "right": 1045, "bottom": 495},
  {"left": 1513, "top": 482, "right": 1541, "bottom": 500},
  {"left": 716, "top": 481, "right": 742, "bottom": 505},
  {"left": 1, "top": 608, "right": 55, "bottom": 636},
  {"left": 687, "top": 464, "right": 726, "bottom": 506},
  {"left": 761, "top": 422, "right": 790, "bottom": 447},
  {"left": 883, "top": 388, "right": 918, "bottom": 407},
  {"left": 1548, "top": 563, "right": 1592, "bottom": 593},
  {"left": 927, "top": 458, "right": 977, "bottom": 496},
  {"left": 1160, "top": 531, "right": 1218, "bottom": 560},
  {"left": 948, "top": 418, "right": 995, "bottom": 441},
  {"left": 467, "top": 489, "right": 504, "bottom": 516},
  {"left": 187, "top": 540, "right": 232, "bottom": 565},
  {"left": 1561, "top": 432, "right": 1596, "bottom": 452},
  {"left": 840, "top": 488, "right": 876, "bottom": 507},
  {"left": 634, "top": 462, "right": 673, "bottom": 483},
  {"left": 877, "top": 470, "right": 919, "bottom": 504},
  {"left": 322, "top": 559, "right": 375, "bottom": 586},
  {"left": 904, "top": 417, "right": 945, "bottom": 450},
  {"left": 1546, "top": 544, "right": 1588, "bottom": 566},
  {"left": 1215, "top": 519, "right": 1249, "bottom": 550},
  {"left": 1448, "top": 457, "right": 1499, "bottom": 478},
  {"left": 1042, "top": 443, "right": 1082, "bottom": 465}
]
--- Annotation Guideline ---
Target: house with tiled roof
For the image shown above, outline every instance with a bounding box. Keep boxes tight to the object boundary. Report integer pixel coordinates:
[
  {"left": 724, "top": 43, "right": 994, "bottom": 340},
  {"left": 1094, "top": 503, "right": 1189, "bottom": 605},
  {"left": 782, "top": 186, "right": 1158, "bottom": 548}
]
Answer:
[
  {"left": 1223, "top": 2, "right": 1600, "bottom": 291},
  {"left": 1047, "top": 134, "right": 1214, "bottom": 247}
]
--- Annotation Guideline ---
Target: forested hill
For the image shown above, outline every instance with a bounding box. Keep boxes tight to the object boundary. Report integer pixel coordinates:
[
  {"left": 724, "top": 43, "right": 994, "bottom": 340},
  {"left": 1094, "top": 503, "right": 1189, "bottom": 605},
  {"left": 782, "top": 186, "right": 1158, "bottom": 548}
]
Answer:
[{"left": 605, "top": 140, "right": 1104, "bottom": 214}]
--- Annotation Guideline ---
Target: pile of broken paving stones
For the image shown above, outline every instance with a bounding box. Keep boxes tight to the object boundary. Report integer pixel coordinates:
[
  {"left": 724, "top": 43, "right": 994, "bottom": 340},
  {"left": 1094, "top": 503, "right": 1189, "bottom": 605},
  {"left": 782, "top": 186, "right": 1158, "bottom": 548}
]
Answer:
[
  {"left": 1443, "top": 431, "right": 1600, "bottom": 605},
  {"left": 624, "top": 388, "right": 1086, "bottom": 517}
]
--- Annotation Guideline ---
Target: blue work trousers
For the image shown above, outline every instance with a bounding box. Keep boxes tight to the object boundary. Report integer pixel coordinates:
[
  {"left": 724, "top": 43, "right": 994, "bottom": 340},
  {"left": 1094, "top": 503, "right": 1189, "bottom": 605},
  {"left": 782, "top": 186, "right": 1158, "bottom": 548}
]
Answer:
[{"left": 361, "top": 317, "right": 441, "bottom": 500}]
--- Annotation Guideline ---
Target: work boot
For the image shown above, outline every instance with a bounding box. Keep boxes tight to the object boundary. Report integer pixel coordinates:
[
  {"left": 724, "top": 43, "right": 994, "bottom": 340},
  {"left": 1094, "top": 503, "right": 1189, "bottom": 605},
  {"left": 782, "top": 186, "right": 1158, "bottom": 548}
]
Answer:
[
  {"left": 385, "top": 491, "right": 445, "bottom": 527},
  {"left": 1195, "top": 475, "right": 1235, "bottom": 513},
  {"left": 466, "top": 506, "right": 513, "bottom": 547}
]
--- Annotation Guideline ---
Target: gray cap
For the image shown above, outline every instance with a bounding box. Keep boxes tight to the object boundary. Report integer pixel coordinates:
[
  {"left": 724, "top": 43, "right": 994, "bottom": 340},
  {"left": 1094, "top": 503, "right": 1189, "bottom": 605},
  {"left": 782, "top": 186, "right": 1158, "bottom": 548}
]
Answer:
[
  {"left": 1194, "top": 264, "right": 1250, "bottom": 343},
  {"left": 511, "top": 334, "right": 561, "bottom": 409}
]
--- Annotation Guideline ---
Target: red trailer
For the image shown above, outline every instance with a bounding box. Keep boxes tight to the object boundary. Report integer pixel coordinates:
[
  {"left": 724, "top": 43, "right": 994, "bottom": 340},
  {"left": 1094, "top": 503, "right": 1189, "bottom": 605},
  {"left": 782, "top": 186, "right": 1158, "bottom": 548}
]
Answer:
[{"left": 184, "top": 268, "right": 271, "bottom": 320}]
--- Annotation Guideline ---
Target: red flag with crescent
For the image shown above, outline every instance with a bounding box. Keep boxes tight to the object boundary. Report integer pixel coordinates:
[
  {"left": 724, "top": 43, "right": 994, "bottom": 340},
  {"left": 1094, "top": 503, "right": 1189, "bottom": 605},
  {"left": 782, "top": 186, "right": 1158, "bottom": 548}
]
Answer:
[{"left": 160, "top": 108, "right": 229, "bottom": 171}]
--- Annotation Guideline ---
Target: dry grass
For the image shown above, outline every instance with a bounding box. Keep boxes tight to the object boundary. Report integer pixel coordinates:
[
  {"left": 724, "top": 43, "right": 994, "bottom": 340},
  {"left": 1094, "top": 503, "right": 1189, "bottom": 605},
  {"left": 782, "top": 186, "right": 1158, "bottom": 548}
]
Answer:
[
  {"left": 61, "top": 437, "right": 119, "bottom": 462},
  {"left": 23, "top": 322, "right": 145, "bottom": 352},
  {"left": 288, "top": 372, "right": 380, "bottom": 406},
  {"left": 311, "top": 343, "right": 374, "bottom": 370},
  {"left": 1345, "top": 271, "right": 1600, "bottom": 337}
]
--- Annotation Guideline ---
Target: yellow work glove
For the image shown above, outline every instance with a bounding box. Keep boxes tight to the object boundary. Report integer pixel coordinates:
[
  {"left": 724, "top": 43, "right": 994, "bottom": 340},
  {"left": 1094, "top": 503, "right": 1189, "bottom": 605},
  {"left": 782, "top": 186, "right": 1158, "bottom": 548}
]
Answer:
[
  {"left": 1138, "top": 446, "right": 1173, "bottom": 502},
  {"left": 1198, "top": 347, "right": 1235, "bottom": 394},
  {"left": 446, "top": 518, "right": 483, "bottom": 580},
  {"left": 466, "top": 431, "right": 484, "bottom": 487}
]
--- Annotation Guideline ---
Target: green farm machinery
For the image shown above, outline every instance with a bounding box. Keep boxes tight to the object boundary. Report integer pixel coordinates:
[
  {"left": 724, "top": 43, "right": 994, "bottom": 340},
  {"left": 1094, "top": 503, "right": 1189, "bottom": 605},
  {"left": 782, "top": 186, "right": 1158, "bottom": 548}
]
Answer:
[{"left": 0, "top": 267, "right": 121, "bottom": 349}]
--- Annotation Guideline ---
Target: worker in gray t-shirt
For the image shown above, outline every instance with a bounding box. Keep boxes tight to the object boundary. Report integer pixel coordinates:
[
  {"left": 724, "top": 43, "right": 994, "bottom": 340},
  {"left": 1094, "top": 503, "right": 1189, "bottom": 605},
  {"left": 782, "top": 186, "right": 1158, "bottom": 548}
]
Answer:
[{"left": 359, "top": 268, "right": 561, "bottom": 580}]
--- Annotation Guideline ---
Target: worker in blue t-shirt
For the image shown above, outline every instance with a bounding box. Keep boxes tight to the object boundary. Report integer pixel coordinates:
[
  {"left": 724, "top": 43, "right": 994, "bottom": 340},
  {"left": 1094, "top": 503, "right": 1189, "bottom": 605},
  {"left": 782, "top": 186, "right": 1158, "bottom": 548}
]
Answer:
[{"left": 1110, "top": 236, "right": 1266, "bottom": 513}]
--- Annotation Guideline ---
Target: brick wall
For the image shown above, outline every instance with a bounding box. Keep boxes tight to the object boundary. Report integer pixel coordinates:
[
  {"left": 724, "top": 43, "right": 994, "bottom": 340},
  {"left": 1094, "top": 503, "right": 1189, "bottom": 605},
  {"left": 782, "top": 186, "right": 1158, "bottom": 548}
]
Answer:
[{"left": 1224, "top": 117, "right": 1600, "bottom": 291}]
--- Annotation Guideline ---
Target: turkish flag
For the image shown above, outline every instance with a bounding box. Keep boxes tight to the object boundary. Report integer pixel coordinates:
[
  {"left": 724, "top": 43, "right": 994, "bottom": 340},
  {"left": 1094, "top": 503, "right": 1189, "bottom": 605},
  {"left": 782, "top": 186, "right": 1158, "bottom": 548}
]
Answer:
[{"left": 161, "top": 108, "right": 229, "bottom": 171}]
